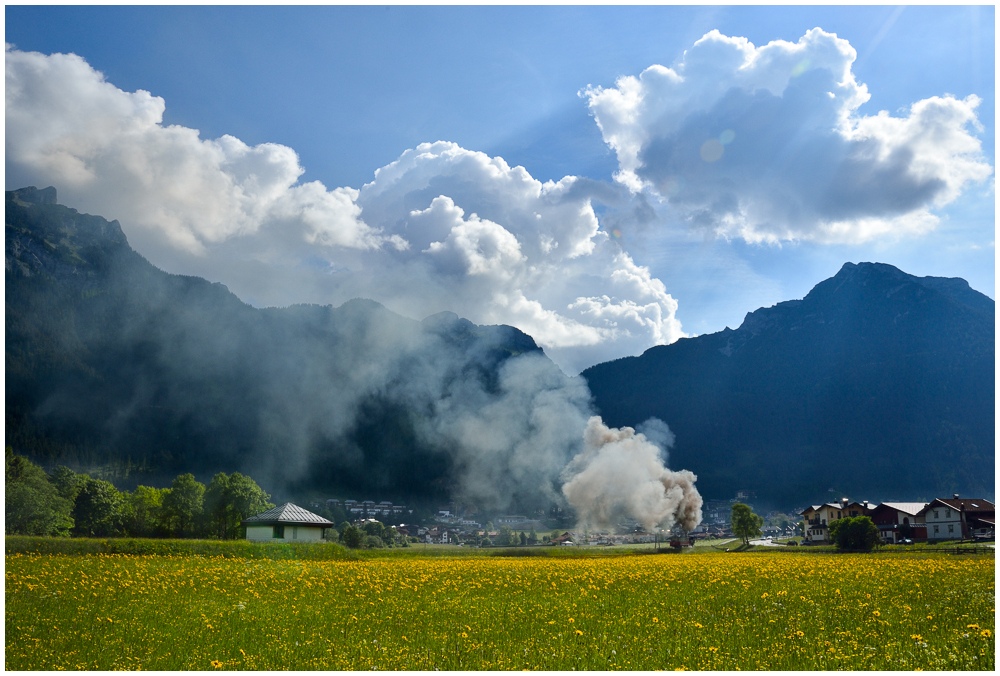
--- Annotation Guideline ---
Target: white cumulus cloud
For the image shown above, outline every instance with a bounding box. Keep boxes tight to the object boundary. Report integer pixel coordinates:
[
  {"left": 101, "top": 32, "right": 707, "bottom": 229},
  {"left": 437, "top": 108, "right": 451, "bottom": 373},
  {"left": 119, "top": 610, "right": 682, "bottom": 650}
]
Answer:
[
  {"left": 346, "top": 141, "right": 684, "bottom": 372},
  {"left": 583, "top": 28, "right": 993, "bottom": 244},
  {"left": 5, "top": 46, "right": 395, "bottom": 257},
  {"left": 5, "top": 45, "right": 683, "bottom": 374}
]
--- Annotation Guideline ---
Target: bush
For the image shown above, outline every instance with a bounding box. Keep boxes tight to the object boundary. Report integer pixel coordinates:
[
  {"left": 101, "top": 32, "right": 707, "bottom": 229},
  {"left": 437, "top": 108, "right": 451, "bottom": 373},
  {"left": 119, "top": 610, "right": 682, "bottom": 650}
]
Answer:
[
  {"left": 362, "top": 535, "right": 385, "bottom": 549},
  {"left": 829, "top": 516, "right": 881, "bottom": 552}
]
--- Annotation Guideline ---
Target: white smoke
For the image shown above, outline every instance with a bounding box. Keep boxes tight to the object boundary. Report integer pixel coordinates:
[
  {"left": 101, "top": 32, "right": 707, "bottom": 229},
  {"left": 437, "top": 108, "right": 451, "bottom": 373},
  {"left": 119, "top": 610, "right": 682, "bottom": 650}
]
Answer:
[
  {"left": 561, "top": 416, "right": 702, "bottom": 532},
  {"left": 636, "top": 416, "right": 675, "bottom": 467}
]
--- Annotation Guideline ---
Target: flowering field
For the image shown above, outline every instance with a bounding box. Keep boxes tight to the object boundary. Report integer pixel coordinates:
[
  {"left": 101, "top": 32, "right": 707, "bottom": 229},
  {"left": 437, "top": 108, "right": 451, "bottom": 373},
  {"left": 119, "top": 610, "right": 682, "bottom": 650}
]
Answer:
[{"left": 5, "top": 550, "right": 994, "bottom": 670}]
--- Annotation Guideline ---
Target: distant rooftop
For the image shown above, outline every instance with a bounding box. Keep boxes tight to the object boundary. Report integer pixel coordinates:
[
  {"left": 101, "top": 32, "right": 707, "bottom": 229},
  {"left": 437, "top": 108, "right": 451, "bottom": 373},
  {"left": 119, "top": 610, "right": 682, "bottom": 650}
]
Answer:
[{"left": 242, "top": 502, "right": 334, "bottom": 527}]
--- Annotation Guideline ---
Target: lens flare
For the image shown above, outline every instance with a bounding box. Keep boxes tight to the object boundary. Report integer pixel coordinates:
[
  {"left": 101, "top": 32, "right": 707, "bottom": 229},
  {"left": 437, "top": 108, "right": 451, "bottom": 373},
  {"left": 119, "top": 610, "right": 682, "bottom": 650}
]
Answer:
[{"left": 700, "top": 139, "right": 724, "bottom": 162}]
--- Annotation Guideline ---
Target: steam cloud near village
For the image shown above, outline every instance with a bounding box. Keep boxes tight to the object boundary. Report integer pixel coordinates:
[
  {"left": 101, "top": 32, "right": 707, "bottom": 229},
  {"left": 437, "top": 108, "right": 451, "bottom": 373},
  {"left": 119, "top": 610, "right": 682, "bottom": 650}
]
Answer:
[{"left": 562, "top": 417, "right": 703, "bottom": 532}]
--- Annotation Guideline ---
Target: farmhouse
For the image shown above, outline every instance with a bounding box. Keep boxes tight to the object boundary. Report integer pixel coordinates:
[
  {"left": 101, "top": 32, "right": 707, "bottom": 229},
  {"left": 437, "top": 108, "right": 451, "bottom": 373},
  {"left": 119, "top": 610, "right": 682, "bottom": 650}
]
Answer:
[
  {"left": 918, "top": 497, "right": 995, "bottom": 541},
  {"left": 242, "top": 502, "right": 334, "bottom": 542},
  {"left": 869, "top": 502, "right": 928, "bottom": 543}
]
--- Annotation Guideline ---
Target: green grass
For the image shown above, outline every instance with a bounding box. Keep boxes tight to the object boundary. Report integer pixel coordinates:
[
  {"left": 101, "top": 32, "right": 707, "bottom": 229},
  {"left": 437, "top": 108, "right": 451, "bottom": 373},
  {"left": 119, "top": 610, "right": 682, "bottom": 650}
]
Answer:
[
  {"left": 5, "top": 535, "right": 356, "bottom": 560},
  {"left": 5, "top": 540, "right": 994, "bottom": 670}
]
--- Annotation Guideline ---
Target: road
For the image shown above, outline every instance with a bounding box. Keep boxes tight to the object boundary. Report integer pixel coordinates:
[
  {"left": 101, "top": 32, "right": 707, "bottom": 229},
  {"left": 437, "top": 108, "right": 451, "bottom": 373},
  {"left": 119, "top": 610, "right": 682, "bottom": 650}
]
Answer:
[{"left": 749, "top": 537, "right": 786, "bottom": 547}]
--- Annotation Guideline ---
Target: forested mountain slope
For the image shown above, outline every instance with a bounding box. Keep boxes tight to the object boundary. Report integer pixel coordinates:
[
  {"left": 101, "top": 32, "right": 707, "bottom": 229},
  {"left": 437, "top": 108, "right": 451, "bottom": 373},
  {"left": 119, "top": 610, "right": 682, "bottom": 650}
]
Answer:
[
  {"left": 583, "top": 261, "right": 995, "bottom": 507},
  {"left": 6, "top": 187, "right": 577, "bottom": 510}
]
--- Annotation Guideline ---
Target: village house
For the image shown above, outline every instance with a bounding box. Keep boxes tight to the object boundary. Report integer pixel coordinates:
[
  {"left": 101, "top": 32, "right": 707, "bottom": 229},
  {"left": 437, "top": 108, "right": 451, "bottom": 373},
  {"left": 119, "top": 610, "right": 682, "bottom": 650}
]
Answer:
[
  {"left": 242, "top": 502, "right": 334, "bottom": 542},
  {"left": 918, "top": 496, "right": 995, "bottom": 541},
  {"left": 800, "top": 500, "right": 871, "bottom": 543},
  {"left": 551, "top": 531, "right": 574, "bottom": 545},
  {"left": 423, "top": 526, "right": 458, "bottom": 544},
  {"left": 799, "top": 495, "right": 994, "bottom": 544},
  {"left": 869, "top": 502, "right": 928, "bottom": 543}
]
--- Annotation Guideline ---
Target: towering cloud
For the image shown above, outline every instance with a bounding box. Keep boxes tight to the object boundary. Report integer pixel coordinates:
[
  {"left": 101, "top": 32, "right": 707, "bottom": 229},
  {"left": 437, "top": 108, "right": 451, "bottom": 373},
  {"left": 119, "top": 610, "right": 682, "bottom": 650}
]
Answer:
[
  {"left": 583, "top": 28, "right": 993, "bottom": 244},
  {"left": 561, "top": 417, "right": 702, "bottom": 532},
  {"left": 347, "top": 141, "right": 683, "bottom": 373},
  {"left": 5, "top": 45, "right": 681, "bottom": 374}
]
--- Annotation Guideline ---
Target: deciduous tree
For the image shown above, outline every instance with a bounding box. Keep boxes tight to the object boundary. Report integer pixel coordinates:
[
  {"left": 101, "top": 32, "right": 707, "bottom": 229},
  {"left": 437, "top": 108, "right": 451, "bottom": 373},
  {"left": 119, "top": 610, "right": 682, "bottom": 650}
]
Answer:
[
  {"left": 362, "top": 520, "right": 387, "bottom": 541},
  {"left": 731, "top": 502, "right": 763, "bottom": 546},
  {"left": 5, "top": 448, "right": 74, "bottom": 536},
  {"left": 49, "top": 465, "right": 87, "bottom": 503},
  {"left": 73, "top": 477, "right": 127, "bottom": 537},
  {"left": 161, "top": 473, "right": 205, "bottom": 537},
  {"left": 830, "top": 516, "right": 881, "bottom": 552},
  {"left": 341, "top": 524, "right": 363, "bottom": 549},
  {"left": 126, "top": 485, "right": 169, "bottom": 538},
  {"left": 203, "top": 472, "right": 273, "bottom": 539}
]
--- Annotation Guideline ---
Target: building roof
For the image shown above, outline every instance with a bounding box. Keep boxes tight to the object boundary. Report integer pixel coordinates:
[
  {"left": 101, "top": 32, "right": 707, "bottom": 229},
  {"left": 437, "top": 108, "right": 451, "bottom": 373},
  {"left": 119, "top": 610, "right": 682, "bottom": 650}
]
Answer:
[
  {"left": 242, "top": 502, "right": 334, "bottom": 527},
  {"left": 873, "top": 502, "right": 928, "bottom": 516},
  {"left": 801, "top": 503, "right": 845, "bottom": 515},
  {"left": 920, "top": 498, "right": 995, "bottom": 517}
]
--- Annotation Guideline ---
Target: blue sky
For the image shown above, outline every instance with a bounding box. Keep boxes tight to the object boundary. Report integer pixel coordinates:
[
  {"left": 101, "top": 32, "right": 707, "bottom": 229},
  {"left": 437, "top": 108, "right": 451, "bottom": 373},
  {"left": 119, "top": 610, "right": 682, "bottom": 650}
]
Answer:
[{"left": 5, "top": 4, "right": 995, "bottom": 373}]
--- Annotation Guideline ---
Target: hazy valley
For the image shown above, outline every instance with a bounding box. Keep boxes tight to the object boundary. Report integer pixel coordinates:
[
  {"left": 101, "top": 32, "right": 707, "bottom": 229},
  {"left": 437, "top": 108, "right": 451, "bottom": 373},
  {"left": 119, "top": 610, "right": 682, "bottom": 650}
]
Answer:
[{"left": 6, "top": 186, "right": 995, "bottom": 516}]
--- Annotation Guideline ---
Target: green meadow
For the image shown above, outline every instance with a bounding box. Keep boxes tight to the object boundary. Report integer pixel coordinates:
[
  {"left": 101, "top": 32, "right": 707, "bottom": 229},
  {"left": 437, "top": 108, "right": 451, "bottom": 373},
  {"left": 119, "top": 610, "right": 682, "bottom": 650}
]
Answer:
[{"left": 5, "top": 540, "right": 994, "bottom": 670}]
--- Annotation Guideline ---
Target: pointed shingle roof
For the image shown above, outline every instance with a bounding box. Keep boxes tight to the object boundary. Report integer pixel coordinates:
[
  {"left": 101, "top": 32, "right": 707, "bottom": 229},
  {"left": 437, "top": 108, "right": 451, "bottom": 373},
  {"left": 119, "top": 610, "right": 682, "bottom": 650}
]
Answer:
[{"left": 242, "top": 502, "right": 334, "bottom": 527}]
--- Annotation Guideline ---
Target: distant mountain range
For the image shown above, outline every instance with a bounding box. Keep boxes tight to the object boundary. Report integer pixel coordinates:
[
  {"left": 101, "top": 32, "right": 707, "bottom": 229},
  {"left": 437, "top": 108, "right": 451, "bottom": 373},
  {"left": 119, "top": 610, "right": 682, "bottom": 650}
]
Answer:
[
  {"left": 583, "top": 260, "right": 994, "bottom": 507},
  {"left": 6, "top": 187, "right": 583, "bottom": 511},
  {"left": 6, "top": 186, "right": 994, "bottom": 511}
]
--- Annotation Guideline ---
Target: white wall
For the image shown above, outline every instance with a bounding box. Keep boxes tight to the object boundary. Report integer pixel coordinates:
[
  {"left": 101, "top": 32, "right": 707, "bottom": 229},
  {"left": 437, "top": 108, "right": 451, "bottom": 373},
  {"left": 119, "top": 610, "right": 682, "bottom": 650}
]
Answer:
[
  {"left": 246, "top": 525, "right": 275, "bottom": 542},
  {"left": 245, "top": 524, "right": 327, "bottom": 542},
  {"left": 924, "top": 505, "right": 962, "bottom": 540}
]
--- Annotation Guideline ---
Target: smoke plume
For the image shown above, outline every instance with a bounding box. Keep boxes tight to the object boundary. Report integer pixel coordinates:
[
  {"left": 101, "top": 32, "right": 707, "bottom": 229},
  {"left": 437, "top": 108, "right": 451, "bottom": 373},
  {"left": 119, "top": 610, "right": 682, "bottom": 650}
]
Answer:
[{"left": 561, "top": 416, "right": 703, "bottom": 532}]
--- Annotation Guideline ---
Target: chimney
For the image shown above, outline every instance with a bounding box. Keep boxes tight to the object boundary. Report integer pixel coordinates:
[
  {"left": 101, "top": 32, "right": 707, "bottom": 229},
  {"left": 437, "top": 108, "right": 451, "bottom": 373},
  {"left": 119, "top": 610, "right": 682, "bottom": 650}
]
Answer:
[{"left": 953, "top": 493, "right": 960, "bottom": 500}]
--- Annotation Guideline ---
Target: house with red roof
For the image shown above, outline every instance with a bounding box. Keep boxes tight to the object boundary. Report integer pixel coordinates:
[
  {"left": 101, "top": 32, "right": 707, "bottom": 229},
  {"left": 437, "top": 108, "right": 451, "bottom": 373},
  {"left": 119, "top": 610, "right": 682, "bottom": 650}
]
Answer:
[{"left": 918, "top": 497, "right": 994, "bottom": 542}]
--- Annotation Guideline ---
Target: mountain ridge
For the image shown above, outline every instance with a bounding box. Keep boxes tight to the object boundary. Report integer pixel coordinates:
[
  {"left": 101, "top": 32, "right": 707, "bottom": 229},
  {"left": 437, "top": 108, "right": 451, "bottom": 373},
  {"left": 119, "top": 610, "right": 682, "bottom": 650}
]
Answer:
[
  {"left": 7, "top": 186, "right": 993, "bottom": 510},
  {"left": 583, "top": 260, "right": 994, "bottom": 507}
]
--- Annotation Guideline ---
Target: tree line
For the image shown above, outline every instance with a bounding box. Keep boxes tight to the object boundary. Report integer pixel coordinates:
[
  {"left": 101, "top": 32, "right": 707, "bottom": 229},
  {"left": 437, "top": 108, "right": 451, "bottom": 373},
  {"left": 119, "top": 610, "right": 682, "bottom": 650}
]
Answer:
[{"left": 5, "top": 448, "right": 272, "bottom": 539}]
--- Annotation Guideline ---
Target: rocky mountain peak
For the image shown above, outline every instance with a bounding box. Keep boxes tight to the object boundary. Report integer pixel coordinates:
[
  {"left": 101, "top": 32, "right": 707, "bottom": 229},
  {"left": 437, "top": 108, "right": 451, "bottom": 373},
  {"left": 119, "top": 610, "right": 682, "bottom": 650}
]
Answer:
[{"left": 8, "top": 186, "right": 58, "bottom": 205}]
